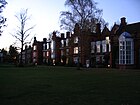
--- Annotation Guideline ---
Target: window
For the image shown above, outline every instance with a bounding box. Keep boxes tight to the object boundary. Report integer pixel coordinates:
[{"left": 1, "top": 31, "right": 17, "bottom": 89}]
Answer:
[
  {"left": 102, "top": 40, "right": 106, "bottom": 53},
  {"left": 66, "top": 39, "right": 69, "bottom": 46},
  {"left": 33, "top": 58, "right": 36, "bottom": 63},
  {"left": 106, "top": 37, "right": 110, "bottom": 44},
  {"left": 47, "top": 43, "right": 50, "bottom": 49},
  {"left": 47, "top": 52, "right": 49, "bottom": 57},
  {"left": 51, "top": 41, "right": 56, "bottom": 50},
  {"left": 43, "top": 52, "right": 46, "bottom": 57},
  {"left": 61, "top": 40, "right": 65, "bottom": 47},
  {"left": 73, "top": 57, "right": 78, "bottom": 64},
  {"left": 91, "top": 42, "right": 95, "bottom": 53},
  {"left": 119, "top": 32, "right": 134, "bottom": 64},
  {"left": 33, "top": 45, "right": 37, "bottom": 50},
  {"left": 96, "top": 41, "right": 101, "bottom": 53},
  {"left": 33, "top": 52, "right": 36, "bottom": 57},
  {"left": 106, "top": 37, "right": 111, "bottom": 52},
  {"left": 74, "top": 37, "right": 79, "bottom": 43},
  {"left": 61, "top": 50, "right": 64, "bottom": 56},
  {"left": 66, "top": 49, "right": 69, "bottom": 55},
  {"left": 51, "top": 49, "right": 55, "bottom": 59},
  {"left": 43, "top": 43, "right": 47, "bottom": 50},
  {"left": 74, "top": 47, "right": 78, "bottom": 54}
]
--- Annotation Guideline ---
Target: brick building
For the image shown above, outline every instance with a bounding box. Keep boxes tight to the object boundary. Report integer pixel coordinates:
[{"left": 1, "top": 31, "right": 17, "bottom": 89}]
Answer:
[
  {"left": 32, "top": 37, "right": 43, "bottom": 64},
  {"left": 31, "top": 17, "right": 140, "bottom": 68},
  {"left": 110, "top": 17, "right": 140, "bottom": 69}
]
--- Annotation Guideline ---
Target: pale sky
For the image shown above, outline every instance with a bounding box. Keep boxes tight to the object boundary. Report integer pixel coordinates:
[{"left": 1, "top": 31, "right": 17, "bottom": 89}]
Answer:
[{"left": 0, "top": 0, "right": 140, "bottom": 50}]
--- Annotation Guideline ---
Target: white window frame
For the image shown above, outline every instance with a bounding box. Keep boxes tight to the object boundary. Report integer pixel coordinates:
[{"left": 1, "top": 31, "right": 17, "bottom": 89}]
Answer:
[{"left": 119, "top": 32, "right": 134, "bottom": 64}]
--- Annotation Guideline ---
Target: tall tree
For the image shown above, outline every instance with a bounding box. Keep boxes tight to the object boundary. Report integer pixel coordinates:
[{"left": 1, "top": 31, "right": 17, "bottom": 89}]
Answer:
[
  {"left": 0, "top": 0, "right": 7, "bottom": 36},
  {"left": 60, "top": 0, "right": 107, "bottom": 32},
  {"left": 12, "top": 9, "right": 35, "bottom": 65}
]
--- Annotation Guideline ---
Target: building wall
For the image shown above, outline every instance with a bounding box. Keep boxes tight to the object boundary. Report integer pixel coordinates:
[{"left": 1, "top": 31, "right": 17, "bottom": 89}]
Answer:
[{"left": 30, "top": 17, "right": 140, "bottom": 69}]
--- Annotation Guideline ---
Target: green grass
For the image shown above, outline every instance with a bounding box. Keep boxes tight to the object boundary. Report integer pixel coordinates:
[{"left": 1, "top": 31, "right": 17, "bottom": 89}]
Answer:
[{"left": 0, "top": 66, "right": 140, "bottom": 105}]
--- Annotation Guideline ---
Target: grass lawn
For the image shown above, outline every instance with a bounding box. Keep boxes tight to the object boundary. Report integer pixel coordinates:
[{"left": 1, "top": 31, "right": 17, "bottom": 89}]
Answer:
[{"left": 0, "top": 66, "right": 140, "bottom": 105}]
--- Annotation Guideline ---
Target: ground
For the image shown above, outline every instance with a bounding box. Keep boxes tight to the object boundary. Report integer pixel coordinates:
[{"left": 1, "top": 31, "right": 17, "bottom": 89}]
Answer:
[{"left": 0, "top": 65, "right": 140, "bottom": 105}]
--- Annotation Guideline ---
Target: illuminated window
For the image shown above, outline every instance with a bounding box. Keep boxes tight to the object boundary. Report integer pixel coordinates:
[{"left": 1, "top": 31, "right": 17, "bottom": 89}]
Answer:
[
  {"left": 47, "top": 43, "right": 50, "bottom": 49},
  {"left": 74, "top": 37, "right": 79, "bottom": 43},
  {"left": 74, "top": 47, "right": 78, "bottom": 54},
  {"left": 47, "top": 52, "right": 49, "bottom": 57},
  {"left": 61, "top": 40, "right": 65, "bottom": 47},
  {"left": 33, "top": 45, "right": 37, "bottom": 50},
  {"left": 106, "top": 37, "right": 111, "bottom": 52},
  {"left": 119, "top": 32, "right": 134, "bottom": 64}
]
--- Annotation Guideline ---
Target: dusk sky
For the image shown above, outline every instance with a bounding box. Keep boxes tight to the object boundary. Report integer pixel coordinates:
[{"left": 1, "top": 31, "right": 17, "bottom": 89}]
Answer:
[{"left": 0, "top": 0, "right": 140, "bottom": 50}]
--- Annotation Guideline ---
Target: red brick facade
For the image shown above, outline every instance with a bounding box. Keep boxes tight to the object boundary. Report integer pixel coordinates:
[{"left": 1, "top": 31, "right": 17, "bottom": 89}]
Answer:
[{"left": 31, "top": 17, "right": 140, "bottom": 68}]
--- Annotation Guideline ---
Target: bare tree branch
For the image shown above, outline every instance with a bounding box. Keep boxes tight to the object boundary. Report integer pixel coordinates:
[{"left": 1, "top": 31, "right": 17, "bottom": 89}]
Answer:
[
  {"left": 11, "top": 8, "right": 35, "bottom": 65},
  {"left": 60, "top": 0, "right": 107, "bottom": 32}
]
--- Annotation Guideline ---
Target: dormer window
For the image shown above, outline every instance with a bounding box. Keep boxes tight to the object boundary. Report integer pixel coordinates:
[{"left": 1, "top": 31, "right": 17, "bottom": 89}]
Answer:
[{"left": 119, "top": 32, "right": 134, "bottom": 64}]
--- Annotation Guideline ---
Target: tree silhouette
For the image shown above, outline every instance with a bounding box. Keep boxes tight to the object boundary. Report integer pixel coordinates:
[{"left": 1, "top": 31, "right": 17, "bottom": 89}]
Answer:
[
  {"left": 60, "top": 0, "right": 107, "bottom": 32},
  {"left": 12, "top": 9, "right": 35, "bottom": 66},
  {"left": 9, "top": 45, "right": 18, "bottom": 64},
  {"left": 0, "top": 0, "right": 7, "bottom": 36}
]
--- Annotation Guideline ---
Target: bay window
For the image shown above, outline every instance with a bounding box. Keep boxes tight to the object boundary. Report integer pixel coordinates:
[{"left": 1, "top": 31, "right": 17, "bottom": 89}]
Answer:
[{"left": 119, "top": 32, "right": 134, "bottom": 64}]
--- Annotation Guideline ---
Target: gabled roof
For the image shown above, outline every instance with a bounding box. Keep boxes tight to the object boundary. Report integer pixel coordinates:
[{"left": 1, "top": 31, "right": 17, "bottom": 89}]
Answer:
[
  {"left": 102, "top": 26, "right": 110, "bottom": 35},
  {"left": 126, "top": 22, "right": 140, "bottom": 33},
  {"left": 110, "top": 23, "right": 119, "bottom": 34}
]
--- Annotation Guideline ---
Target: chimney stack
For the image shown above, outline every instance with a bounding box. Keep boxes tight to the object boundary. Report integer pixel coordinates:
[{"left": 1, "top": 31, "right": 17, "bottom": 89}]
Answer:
[
  {"left": 121, "top": 17, "right": 126, "bottom": 25},
  {"left": 43, "top": 38, "right": 47, "bottom": 42},
  {"left": 34, "top": 37, "right": 37, "bottom": 43},
  {"left": 66, "top": 32, "right": 70, "bottom": 38},
  {"left": 61, "top": 33, "right": 65, "bottom": 39}
]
